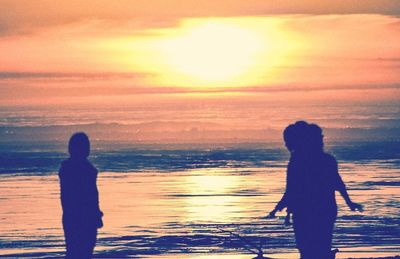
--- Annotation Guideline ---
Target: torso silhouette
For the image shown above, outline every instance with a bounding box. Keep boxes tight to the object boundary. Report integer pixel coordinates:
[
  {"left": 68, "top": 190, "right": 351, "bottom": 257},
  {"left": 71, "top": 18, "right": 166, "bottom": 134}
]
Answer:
[
  {"left": 59, "top": 158, "right": 100, "bottom": 223},
  {"left": 287, "top": 151, "right": 344, "bottom": 216},
  {"left": 285, "top": 151, "right": 345, "bottom": 258},
  {"left": 59, "top": 157, "right": 101, "bottom": 259}
]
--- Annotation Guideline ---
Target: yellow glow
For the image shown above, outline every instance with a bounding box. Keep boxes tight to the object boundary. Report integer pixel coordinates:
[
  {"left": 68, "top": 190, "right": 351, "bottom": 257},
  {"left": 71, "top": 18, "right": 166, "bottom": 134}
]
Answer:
[
  {"left": 147, "top": 19, "right": 299, "bottom": 88},
  {"left": 96, "top": 18, "right": 303, "bottom": 88},
  {"left": 155, "top": 22, "right": 263, "bottom": 85},
  {"left": 182, "top": 169, "right": 245, "bottom": 222}
]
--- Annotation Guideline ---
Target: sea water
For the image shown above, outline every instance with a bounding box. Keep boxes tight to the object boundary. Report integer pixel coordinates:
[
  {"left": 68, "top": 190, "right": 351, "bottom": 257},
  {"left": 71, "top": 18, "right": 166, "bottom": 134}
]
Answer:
[{"left": 0, "top": 103, "right": 399, "bottom": 258}]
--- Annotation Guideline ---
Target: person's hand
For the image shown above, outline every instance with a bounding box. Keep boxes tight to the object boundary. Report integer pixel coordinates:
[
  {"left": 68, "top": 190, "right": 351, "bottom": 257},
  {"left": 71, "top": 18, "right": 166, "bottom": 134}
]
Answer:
[
  {"left": 96, "top": 218, "right": 103, "bottom": 229},
  {"left": 349, "top": 202, "right": 363, "bottom": 212},
  {"left": 266, "top": 209, "right": 277, "bottom": 219},
  {"left": 284, "top": 213, "right": 291, "bottom": 226},
  {"left": 96, "top": 210, "right": 104, "bottom": 228}
]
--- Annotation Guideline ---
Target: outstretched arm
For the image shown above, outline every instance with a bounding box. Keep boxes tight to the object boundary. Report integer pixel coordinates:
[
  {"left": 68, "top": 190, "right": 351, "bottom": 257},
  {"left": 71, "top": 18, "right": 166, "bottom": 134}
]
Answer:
[
  {"left": 338, "top": 186, "right": 363, "bottom": 212},
  {"left": 267, "top": 159, "right": 295, "bottom": 218},
  {"left": 267, "top": 193, "right": 288, "bottom": 218},
  {"left": 332, "top": 157, "right": 363, "bottom": 212}
]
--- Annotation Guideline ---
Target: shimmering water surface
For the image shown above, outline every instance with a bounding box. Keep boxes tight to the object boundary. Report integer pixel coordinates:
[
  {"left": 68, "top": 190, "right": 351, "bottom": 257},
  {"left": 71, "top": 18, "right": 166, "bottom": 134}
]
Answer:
[
  {"left": 0, "top": 147, "right": 399, "bottom": 258},
  {"left": 0, "top": 104, "right": 399, "bottom": 258}
]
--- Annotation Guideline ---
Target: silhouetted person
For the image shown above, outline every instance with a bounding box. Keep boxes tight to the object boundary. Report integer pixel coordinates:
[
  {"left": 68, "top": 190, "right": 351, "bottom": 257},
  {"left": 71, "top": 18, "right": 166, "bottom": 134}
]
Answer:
[
  {"left": 269, "top": 122, "right": 362, "bottom": 259},
  {"left": 59, "top": 132, "right": 103, "bottom": 259},
  {"left": 267, "top": 121, "right": 309, "bottom": 224}
]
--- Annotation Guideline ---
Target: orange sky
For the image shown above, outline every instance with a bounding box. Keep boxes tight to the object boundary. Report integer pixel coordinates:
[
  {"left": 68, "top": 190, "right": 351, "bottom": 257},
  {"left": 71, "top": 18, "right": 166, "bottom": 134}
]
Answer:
[{"left": 0, "top": 1, "right": 399, "bottom": 106}]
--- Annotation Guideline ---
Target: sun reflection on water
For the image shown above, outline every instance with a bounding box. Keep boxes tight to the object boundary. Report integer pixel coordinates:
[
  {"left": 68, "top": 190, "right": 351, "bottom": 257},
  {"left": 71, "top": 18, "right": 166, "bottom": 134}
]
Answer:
[{"left": 181, "top": 169, "right": 246, "bottom": 222}]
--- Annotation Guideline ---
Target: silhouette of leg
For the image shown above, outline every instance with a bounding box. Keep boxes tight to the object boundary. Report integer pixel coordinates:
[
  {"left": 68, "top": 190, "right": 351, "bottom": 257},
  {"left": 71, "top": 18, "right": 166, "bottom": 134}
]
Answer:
[
  {"left": 293, "top": 213, "right": 311, "bottom": 259},
  {"left": 63, "top": 222, "right": 80, "bottom": 259},
  {"left": 300, "top": 213, "right": 335, "bottom": 259},
  {"left": 80, "top": 227, "right": 97, "bottom": 259},
  {"left": 313, "top": 214, "right": 335, "bottom": 258},
  {"left": 293, "top": 212, "right": 336, "bottom": 259}
]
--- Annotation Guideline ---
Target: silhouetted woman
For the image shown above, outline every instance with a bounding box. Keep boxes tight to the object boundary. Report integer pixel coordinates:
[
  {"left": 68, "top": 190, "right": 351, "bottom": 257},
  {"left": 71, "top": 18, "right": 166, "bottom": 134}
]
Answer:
[
  {"left": 59, "top": 132, "right": 103, "bottom": 259},
  {"left": 270, "top": 122, "right": 362, "bottom": 259},
  {"left": 268, "top": 121, "right": 309, "bottom": 224}
]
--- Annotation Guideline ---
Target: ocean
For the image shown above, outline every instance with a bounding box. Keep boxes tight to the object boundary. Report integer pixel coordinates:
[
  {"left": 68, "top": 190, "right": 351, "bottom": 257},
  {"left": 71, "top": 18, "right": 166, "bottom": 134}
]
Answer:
[{"left": 0, "top": 103, "right": 399, "bottom": 258}]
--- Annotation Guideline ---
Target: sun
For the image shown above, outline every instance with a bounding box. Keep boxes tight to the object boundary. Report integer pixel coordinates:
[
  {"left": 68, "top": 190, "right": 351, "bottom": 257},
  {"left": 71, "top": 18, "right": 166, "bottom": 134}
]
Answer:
[
  {"left": 153, "top": 21, "right": 266, "bottom": 87},
  {"left": 114, "top": 18, "right": 301, "bottom": 88}
]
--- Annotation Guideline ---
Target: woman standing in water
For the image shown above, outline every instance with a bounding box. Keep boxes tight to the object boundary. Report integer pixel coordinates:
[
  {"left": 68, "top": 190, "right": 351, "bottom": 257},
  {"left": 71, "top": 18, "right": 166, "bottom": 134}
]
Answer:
[
  {"left": 268, "top": 121, "right": 308, "bottom": 224},
  {"left": 59, "top": 132, "right": 103, "bottom": 258},
  {"left": 269, "top": 122, "right": 363, "bottom": 259}
]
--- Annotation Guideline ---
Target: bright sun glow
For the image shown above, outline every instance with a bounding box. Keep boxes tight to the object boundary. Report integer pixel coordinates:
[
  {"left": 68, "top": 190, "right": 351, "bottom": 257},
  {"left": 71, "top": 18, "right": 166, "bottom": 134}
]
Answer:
[
  {"left": 145, "top": 19, "right": 301, "bottom": 88},
  {"left": 103, "top": 18, "right": 302, "bottom": 88},
  {"left": 156, "top": 22, "right": 264, "bottom": 85}
]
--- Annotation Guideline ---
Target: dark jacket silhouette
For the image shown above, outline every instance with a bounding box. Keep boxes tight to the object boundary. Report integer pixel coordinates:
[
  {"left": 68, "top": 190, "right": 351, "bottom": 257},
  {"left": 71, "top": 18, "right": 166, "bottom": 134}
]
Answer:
[{"left": 59, "top": 132, "right": 103, "bottom": 259}]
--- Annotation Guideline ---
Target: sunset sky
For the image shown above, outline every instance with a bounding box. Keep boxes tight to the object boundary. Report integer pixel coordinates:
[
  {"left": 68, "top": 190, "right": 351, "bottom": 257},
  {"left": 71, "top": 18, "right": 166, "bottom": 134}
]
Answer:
[{"left": 0, "top": 0, "right": 399, "bottom": 106}]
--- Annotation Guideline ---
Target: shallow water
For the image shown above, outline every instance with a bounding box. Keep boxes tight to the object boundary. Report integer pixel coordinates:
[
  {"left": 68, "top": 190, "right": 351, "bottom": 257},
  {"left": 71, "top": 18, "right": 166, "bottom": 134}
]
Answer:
[{"left": 0, "top": 155, "right": 399, "bottom": 258}]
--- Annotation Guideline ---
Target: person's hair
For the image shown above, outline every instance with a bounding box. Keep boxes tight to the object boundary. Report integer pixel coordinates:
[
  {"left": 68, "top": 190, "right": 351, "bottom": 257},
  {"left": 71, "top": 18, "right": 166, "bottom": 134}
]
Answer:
[
  {"left": 284, "top": 121, "right": 308, "bottom": 152},
  {"left": 68, "top": 132, "right": 90, "bottom": 158},
  {"left": 283, "top": 124, "right": 296, "bottom": 151},
  {"left": 308, "top": 123, "right": 322, "bottom": 137},
  {"left": 307, "top": 123, "right": 324, "bottom": 152}
]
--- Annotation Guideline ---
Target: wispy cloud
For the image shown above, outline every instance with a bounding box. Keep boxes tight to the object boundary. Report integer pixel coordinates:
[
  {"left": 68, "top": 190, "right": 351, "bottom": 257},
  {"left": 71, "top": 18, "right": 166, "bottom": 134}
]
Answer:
[
  {"left": 0, "top": 0, "right": 400, "bottom": 36},
  {"left": 0, "top": 10, "right": 399, "bottom": 106},
  {"left": 0, "top": 71, "right": 149, "bottom": 80},
  {"left": 0, "top": 71, "right": 399, "bottom": 96}
]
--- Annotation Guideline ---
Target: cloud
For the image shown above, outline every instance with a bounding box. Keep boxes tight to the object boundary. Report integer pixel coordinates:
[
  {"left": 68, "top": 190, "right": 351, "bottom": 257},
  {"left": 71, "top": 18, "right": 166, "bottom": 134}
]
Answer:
[
  {"left": 0, "top": 69, "right": 399, "bottom": 107},
  {"left": 0, "top": 13, "right": 399, "bottom": 108},
  {"left": 0, "top": 71, "right": 149, "bottom": 80},
  {"left": 0, "top": 71, "right": 399, "bottom": 95},
  {"left": 0, "top": 14, "right": 398, "bottom": 88},
  {"left": 0, "top": 0, "right": 400, "bottom": 36}
]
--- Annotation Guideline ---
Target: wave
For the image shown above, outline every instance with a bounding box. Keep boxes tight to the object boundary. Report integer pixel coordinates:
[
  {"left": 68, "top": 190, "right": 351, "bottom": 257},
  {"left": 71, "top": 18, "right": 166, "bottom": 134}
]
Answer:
[
  {"left": 0, "top": 148, "right": 287, "bottom": 175},
  {"left": 1, "top": 123, "right": 399, "bottom": 147},
  {"left": 0, "top": 141, "right": 399, "bottom": 175}
]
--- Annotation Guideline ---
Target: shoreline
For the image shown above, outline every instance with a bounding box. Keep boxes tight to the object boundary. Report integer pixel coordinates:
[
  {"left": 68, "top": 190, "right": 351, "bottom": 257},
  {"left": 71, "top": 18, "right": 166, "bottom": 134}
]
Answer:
[
  {"left": 0, "top": 251, "right": 398, "bottom": 259},
  {"left": 1, "top": 254, "right": 399, "bottom": 259}
]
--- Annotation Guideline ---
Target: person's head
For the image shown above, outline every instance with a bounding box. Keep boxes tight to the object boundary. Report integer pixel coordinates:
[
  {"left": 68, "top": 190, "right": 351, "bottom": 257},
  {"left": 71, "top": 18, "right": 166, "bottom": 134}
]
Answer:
[
  {"left": 68, "top": 132, "right": 90, "bottom": 159},
  {"left": 307, "top": 123, "right": 324, "bottom": 152},
  {"left": 283, "top": 121, "right": 308, "bottom": 152},
  {"left": 283, "top": 124, "right": 296, "bottom": 152}
]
